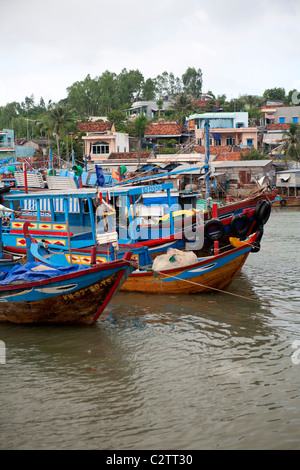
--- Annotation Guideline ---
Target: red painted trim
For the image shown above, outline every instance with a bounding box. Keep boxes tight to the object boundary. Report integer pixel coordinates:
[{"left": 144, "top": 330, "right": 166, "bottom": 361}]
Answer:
[
  {"left": 91, "top": 251, "right": 133, "bottom": 323},
  {"left": 10, "top": 230, "right": 73, "bottom": 237},
  {"left": 0, "top": 256, "right": 134, "bottom": 293}
]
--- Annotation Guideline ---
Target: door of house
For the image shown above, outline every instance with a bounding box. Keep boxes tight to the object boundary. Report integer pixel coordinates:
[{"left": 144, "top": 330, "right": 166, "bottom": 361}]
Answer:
[{"left": 239, "top": 170, "right": 251, "bottom": 184}]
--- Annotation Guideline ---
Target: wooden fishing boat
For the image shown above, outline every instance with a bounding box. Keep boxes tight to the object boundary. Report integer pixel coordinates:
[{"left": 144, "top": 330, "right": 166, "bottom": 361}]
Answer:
[
  {"left": 120, "top": 233, "right": 259, "bottom": 295},
  {"left": 31, "top": 228, "right": 260, "bottom": 296},
  {"left": 0, "top": 252, "right": 135, "bottom": 325},
  {"left": 1, "top": 182, "right": 274, "bottom": 260},
  {"left": 273, "top": 196, "right": 300, "bottom": 207}
]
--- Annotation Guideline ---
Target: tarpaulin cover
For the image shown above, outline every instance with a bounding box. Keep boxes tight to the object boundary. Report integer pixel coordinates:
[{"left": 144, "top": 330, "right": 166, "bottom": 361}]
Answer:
[
  {"left": 0, "top": 262, "right": 88, "bottom": 285},
  {"left": 95, "top": 165, "right": 106, "bottom": 187}
]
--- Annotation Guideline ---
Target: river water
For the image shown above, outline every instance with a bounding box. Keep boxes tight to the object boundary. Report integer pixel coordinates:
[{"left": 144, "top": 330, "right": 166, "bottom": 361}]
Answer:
[{"left": 0, "top": 206, "right": 300, "bottom": 450}]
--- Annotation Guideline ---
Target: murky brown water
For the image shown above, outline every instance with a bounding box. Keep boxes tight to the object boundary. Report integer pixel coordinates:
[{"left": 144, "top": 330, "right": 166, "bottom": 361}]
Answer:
[{"left": 0, "top": 207, "right": 300, "bottom": 450}]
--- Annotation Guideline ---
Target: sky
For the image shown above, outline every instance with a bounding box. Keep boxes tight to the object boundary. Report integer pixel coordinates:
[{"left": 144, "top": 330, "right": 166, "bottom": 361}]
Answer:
[{"left": 1, "top": 0, "right": 300, "bottom": 107}]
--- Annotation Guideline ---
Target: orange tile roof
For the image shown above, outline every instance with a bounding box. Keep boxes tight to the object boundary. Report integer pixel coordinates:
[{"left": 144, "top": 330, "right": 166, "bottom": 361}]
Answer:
[
  {"left": 268, "top": 123, "right": 290, "bottom": 130},
  {"left": 108, "top": 152, "right": 151, "bottom": 160},
  {"left": 191, "top": 99, "right": 219, "bottom": 109},
  {"left": 145, "top": 121, "right": 187, "bottom": 136},
  {"left": 193, "top": 145, "right": 233, "bottom": 155},
  {"left": 77, "top": 122, "right": 114, "bottom": 132}
]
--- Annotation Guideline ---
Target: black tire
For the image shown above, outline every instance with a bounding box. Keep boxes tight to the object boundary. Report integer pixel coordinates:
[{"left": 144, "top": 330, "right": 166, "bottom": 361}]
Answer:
[
  {"left": 251, "top": 226, "right": 264, "bottom": 253},
  {"left": 254, "top": 200, "right": 271, "bottom": 225},
  {"left": 204, "top": 218, "right": 225, "bottom": 241},
  {"left": 280, "top": 199, "right": 287, "bottom": 207},
  {"left": 230, "top": 214, "right": 252, "bottom": 238}
]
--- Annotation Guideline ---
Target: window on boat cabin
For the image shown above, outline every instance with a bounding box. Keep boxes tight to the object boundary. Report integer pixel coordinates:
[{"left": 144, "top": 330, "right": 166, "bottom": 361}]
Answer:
[
  {"left": 197, "top": 138, "right": 202, "bottom": 146},
  {"left": 279, "top": 117, "right": 285, "bottom": 124},
  {"left": 226, "top": 137, "right": 235, "bottom": 146},
  {"left": 215, "top": 138, "right": 221, "bottom": 146},
  {"left": 209, "top": 138, "right": 213, "bottom": 146},
  {"left": 292, "top": 117, "right": 298, "bottom": 123},
  {"left": 92, "top": 142, "right": 110, "bottom": 154}
]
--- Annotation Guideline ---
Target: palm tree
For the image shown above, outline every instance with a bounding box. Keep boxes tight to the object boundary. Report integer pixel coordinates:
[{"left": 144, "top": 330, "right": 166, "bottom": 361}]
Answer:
[
  {"left": 45, "top": 103, "right": 73, "bottom": 156},
  {"left": 278, "top": 123, "right": 300, "bottom": 164}
]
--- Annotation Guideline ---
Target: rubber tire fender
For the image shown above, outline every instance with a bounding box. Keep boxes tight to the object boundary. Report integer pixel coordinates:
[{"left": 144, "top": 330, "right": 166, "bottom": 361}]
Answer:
[
  {"left": 254, "top": 200, "right": 271, "bottom": 225},
  {"left": 230, "top": 214, "right": 252, "bottom": 238},
  {"left": 204, "top": 218, "right": 225, "bottom": 241},
  {"left": 280, "top": 199, "right": 287, "bottom": 207}
]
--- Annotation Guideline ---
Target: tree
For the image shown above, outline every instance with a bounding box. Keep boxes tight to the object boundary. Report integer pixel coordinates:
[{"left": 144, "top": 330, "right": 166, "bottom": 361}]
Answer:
[
  {"left": 182, "top": 67, "right": 203, "bottom": 98},
  {"left": 134, "top": 115, "right": 147, "bottom": 138},
  {"left": 67, "top": 74, "right": 100, "bottom": 117},
  {"left": 156, "top": 99, "right": 164, "bottom": 116},
  {"left": 142, "top": 78, "right": 156, "bottom": 100},
  {"left": 1, "top": 102, "right": 21, "bottom": 128},
  {"left": 107, "top": 110, "right": 126, "bottom": 129},
  {"left": 44, "top": 103, "right": 74, "bottom": 157},
  {"left": 170, "top": 94, "right": 193, "bottom": 129},
  {"left": 263, "top": 87, "right": 286, "bottom": 103},
  {"left": 248, "top": 106, "right": 264, "bottom": 126},
  {"left": 278, "top": 123, "right": 300, "bottom": 163},
  {"left": 117, "top": 68, "right": 144, "bottom": 104}
]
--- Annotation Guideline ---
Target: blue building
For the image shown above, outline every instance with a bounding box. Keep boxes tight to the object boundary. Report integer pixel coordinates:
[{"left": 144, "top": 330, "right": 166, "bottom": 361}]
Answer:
[
  {"left": 0, "top": 129, "right": 14, "bottom": 153},
  {"left": 187, "top": 112, "right": 258, "bottom": 149}
]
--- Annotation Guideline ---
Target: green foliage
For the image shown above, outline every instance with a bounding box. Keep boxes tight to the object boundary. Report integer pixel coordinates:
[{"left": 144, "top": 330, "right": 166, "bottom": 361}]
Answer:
[
  {"left": 263, "top": 87, "right": 286, "bottom": 103},
  {"left": 239, "top": 147, "right": 268, "bottom": 160},
  {"left": 182, "top": 67, "right": 203, "bottom": 98},
  {"left": 278, "top": 123, "right": 300, "bottom": 162},
  {"left": 134, "top": 115, "right": 148, "bottom": 138}
]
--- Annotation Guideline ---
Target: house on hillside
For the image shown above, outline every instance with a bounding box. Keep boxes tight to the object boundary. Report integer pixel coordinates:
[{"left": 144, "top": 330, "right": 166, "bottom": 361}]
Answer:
[
  {"left": 144, "top": 120, "right": 192, "bottom": 148},
  {"left": 188, "top": 112, "right": 258, "bottom": 150},
  {"left": 126, "top": 99, "right": 174, "bottom": 120},
  {"left": 15, "top": 138, "right": 50, "bottom": 156},
  {"left": 78, "top": 122, "right": 129, "bottom": 163},
  {"left": 261, "top": 105, "right": 300, "bottom": 151},
  {"left": 0, "top": 129, "right": 14, "bottom": 153}
]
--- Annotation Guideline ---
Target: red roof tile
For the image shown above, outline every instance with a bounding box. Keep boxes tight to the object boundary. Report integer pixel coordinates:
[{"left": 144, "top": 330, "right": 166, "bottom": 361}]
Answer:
[
  {"left": 77, "top": 122, "right": 114, "bottom": 132},
  {"left": 145, "top": 121, "right": 187, "bottom": 136},
  {"left": 108, "top": 152, "right": 151, "bottom": 160},
  {"left": 267, "top": 123, "right": 290, "bottom": 130},
  {"left": 191, "top": 99, "right": 219, "bottom": 109},
  {"left": 193, "top": 145, "right": 233, "bottom": 155}
]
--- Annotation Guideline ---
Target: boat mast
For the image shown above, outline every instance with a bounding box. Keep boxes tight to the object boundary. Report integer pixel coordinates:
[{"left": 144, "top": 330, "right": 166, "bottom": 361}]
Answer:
[{"left": 204, "top": 119, "right": 210, "bottom": 208}]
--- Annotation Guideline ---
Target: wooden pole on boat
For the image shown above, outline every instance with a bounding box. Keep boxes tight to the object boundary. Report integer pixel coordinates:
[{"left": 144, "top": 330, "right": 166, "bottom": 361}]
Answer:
[
  {"left": 204, "top": 119, "right": 210, "bottom": 208},
  {"left": 66, "top": 218, "right": 73, "bottom": 266},
  {"left": 23, "top": 162, "right": 28, "bottom": 194}
]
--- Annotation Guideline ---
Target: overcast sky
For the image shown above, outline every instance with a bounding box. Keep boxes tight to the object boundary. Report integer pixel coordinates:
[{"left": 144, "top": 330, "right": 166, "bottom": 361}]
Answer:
[{"left": 1, "top": 0, "right": 300, "bottom": 107}]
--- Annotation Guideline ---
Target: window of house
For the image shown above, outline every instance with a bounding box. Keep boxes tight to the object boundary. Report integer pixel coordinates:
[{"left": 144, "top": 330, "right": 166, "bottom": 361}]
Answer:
[
  {"left": 92, "top": 142, "right": 109, "bottom": 155},
  {"left": 247, "top": 139, "right": 253, "bottom": 146},
  {"left": 279, "top": 117, "right": 285, "bottom": 124},
  {"left": 209, "top": 138, "right": 213, "bottom": 146},
  {"left": 215, "top": 139, "right": 221, "bottom": 146},
  {"left": 197, "top": 138, "right": 202, "bottom": 146},
  {"left": 226, "top": 137, "right": 235, "bottom": 146},
  {"left": 292, "top": 117, "right": 299, "bottom": 124}
]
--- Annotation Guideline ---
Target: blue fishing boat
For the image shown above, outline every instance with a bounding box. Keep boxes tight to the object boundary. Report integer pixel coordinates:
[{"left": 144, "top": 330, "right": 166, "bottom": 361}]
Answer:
[
  {"left": 0, "top": 251, "right": 136, "bottom": 325},
  {"left": 1, "top": 181, "right": 273, "bottom": 260}
]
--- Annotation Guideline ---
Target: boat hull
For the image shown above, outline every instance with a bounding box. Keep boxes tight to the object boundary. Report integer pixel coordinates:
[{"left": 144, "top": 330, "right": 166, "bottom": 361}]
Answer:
[
  {"left": 0, "top": 258, "right": 134, "bottom": 325},
  {"left": 121, "top": 240, "right": 255, "bottom": 295}
]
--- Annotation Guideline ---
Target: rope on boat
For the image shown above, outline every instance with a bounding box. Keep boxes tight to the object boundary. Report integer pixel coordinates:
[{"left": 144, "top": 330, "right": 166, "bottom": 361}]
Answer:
[
  {"left": 132, "top": 239, "right": 300, "bottom": 315},
  {"left": 152, "top": 269, "right": 300, "bottom": 314}
]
